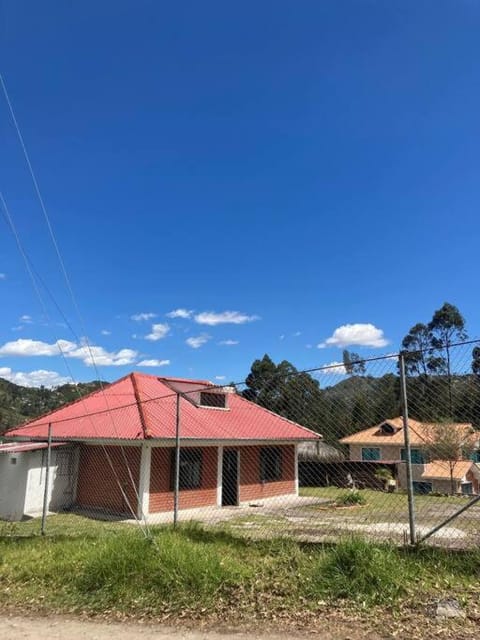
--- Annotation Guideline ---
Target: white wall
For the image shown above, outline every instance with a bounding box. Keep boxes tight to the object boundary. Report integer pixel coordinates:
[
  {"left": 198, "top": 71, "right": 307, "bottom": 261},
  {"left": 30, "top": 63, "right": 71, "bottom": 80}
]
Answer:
[{"left": 0, "top": 447, "right": 77, "bottom": 521}]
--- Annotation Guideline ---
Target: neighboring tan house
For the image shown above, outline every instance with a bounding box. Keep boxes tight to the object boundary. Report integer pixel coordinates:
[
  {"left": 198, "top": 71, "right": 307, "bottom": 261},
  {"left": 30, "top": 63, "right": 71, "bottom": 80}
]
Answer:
[
  {"left": 3, "top": 372, "right": 320, "bottom": 521},
  {"left": 340, "top": 417, "right": 480, "bottom": 495}
]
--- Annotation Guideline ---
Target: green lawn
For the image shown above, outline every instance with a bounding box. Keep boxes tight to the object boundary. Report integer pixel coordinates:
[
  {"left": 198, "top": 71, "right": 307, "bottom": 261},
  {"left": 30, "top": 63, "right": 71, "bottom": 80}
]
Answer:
[{"left": 299, "top": 486, "right": 463, "bottom": 507}]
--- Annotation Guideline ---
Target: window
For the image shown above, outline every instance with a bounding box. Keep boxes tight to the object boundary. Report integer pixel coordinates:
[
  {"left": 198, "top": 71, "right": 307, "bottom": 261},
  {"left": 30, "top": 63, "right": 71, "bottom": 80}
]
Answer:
[
  {"left": 260, "top": 447, "right": 282, "bottom": 482},
  {"left": 170, "top": 449, "right": 202, "bottom": 490},
  {"left": 361, "top": 447, "right": 381, "bottom": 461},
  {"left": 461, "top": 482, "right": 473, "bottom": 495},
  {"left": 401, "top": 448, "right": 425, "bottom": 464},
  {"left": 199, "top": 392, "right": 227, "bottom": 408},
  {"left": 470, "top": 451, "right": 480, "bottom": 463},
  {"left": 413, "top": 481, "right": 432, "bottom": 495},
  {"left": 56, "top": 451, "right": 72, "bottom": 477}
]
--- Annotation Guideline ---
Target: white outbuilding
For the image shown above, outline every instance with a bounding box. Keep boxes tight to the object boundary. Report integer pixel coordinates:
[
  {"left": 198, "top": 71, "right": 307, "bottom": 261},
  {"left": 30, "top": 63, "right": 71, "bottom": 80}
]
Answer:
[{"left": 0, "top": 442, "right": 77, "bottom": 521}]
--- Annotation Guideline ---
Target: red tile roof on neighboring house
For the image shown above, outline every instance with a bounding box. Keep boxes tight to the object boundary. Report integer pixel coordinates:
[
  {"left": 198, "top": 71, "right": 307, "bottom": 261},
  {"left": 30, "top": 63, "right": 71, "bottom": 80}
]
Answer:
[
  {"left": 421, "top": 460, "right": 480, "bottom": 481},
  {"left": 339, "top": 417, "right": 474, "bottom": 447},
  {"left": 5, "top": 372, "right": 321, "bottom": 443}
]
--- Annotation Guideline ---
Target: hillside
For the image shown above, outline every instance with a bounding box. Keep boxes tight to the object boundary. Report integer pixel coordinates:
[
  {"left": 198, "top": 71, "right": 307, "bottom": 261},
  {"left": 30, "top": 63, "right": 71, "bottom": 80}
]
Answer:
[{"left": 0, "top": 378, "right": 107, "bottom": 434}]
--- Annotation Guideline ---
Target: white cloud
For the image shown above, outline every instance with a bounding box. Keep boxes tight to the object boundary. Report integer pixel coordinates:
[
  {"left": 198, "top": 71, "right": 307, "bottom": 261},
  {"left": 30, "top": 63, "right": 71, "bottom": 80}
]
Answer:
[
  {"left": 279, "top": 334, "right": 285, "bottom": 341},
  {"left": 317, "top": 361, "right": 347, "bottom": 376},
  {"left": 318, "top": 323, "right": 389, "bottom": 349},
  {"left": 0, "top": 338, "right": 77, "bottom": 357},
  {"left": 67, "top": 345, "right": 138, "bottom": 366},
  {"left": 293, "top": 331, "right": 302, "bottom": 337},
  {"left": 131, "top": 312, "right": 157, "bottom": 322},
  {"left": 0, "top": 338, "right": 138, "bottom": 367},
  {"left": 0, "top": 273, "right": 6, "bottom": 280},
  {"left": 194, "top": 311, "right": 260, "bottom": 326},
  {"left": 145, "top": 323, "right": 170, "bottom": 341},
  {"left": 218, "top": 339, "right": 239, "bottom": 346},
  {"left": 11, "top": 326, "right": 24, "bottom": 332},
  {"left": 166, "top": 308, "right": 193, "bottom": 319},
  {"left": 0, "top": 367, "right": 71, "bottom": 388},
  {"left": 19, "top": 314, "right": 33, "bottom": 324},
  {"left": 137, "top": 359, "right": 170, "bottom": 367},
  {"left": 215, "top": 375, "right": 226, "bottom": 380},
  {"left": 100, "top": 329, "right": 111, "bottom": 335},
  {"left": 186, "top": 334, "right": 210, "bottom": 349}
]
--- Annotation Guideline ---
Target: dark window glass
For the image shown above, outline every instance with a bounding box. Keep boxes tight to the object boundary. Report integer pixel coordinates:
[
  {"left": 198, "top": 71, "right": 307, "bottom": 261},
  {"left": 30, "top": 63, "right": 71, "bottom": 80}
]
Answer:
[
  {"left": 401, "top": 448, "right": 425, "bottom": 464},
  {"left": 170, "top": 449, "right": 203, "bottom": 490},
  {"left": 362, "top": 447, "right": 381, "bottom": 461},
  {"left": 260, "top": 447, "right": 282, "bottom": 482},
  {"left": 199, "top": 392, "right": 226, "bottom": 408}
]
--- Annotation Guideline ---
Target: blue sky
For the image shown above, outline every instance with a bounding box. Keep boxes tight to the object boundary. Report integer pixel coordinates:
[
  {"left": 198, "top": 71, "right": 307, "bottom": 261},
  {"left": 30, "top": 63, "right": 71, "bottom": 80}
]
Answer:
[{"left": 0, "top": 1, "right": 479, "bottom": 387}]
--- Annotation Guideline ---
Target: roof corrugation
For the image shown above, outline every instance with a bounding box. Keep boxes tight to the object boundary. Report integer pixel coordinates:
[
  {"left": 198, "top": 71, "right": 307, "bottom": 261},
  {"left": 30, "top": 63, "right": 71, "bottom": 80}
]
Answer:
[{"left": 5, "top": 372, "right": 320, "bottom": 442}]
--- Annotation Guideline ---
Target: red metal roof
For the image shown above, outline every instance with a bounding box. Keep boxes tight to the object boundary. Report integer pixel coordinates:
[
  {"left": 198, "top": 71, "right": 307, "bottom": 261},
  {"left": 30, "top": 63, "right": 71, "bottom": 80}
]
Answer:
[
  {"left": 0, "top": 442, "right": 67, "bottom": 454},
  {"left": 5, "top": 372, "right": 321, "bottom": 442}
]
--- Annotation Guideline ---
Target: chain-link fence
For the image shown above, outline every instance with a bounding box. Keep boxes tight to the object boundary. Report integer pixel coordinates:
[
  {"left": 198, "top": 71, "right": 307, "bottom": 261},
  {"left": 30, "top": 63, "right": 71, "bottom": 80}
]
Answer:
[{"left": 2, "top": 340, "right": 480, "bottom": 549}]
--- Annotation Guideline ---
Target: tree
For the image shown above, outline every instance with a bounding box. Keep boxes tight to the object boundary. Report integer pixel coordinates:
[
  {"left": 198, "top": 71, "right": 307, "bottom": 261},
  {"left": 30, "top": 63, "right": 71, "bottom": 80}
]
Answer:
[
  {"left": 422, "top": 422, "right": 475, "bottom": 495},
  {"left": 342, "top": 350, "right": 366, "bottom": 376},
  {"left": 242, "top": 354, "right": 326, "bottom": 437},
  {"left": 429, "top": 303, "right": 468, "bottom": 416},
  {"left": 472, "top": 346, "right": 480, "bottom": 378},
  {"left": 400, "top": 323, "right": 442, "bottom": 377}
]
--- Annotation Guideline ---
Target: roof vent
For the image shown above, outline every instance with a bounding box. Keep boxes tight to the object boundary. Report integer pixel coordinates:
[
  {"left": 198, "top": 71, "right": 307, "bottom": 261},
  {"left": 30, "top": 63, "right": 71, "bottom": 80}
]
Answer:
[
  {"left": 199, "top": 391, "right": 227, "bottom": 409},
  {"left": 380, "top": 421, "right": 400, "bottom": 435}
]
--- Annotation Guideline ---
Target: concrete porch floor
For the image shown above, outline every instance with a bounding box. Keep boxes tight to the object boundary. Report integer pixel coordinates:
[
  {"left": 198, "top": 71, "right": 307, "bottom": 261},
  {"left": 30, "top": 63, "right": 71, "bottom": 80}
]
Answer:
[{"left": 133, "top": 494, "right": 325, "bottom": 526}]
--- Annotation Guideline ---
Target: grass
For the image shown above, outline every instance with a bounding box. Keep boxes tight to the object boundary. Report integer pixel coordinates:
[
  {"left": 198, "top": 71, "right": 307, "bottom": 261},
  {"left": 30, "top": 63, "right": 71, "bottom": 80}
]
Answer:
[
  {"left": 335, "top": 490, "right": 367, "bottom": 506},
  {"left": 1, "top": 518, "right": 480, "bottom": 623},
  {"left": 300, "top": 486, "right": 465, "bottom": 507}
]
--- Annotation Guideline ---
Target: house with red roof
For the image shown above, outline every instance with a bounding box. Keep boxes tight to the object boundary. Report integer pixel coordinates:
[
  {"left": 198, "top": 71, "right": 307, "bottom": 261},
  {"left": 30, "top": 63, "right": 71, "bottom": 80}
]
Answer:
[{"left": 4, "top": 372, "right": 320, "bottom": 520}]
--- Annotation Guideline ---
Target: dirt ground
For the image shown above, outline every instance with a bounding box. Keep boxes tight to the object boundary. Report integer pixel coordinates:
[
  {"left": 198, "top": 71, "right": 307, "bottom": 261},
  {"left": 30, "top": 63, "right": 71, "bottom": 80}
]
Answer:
[
  {"left": 0, "top": 615, "right": 383, "bottom": 640},
  {"left": 2, "top": 612, "right": 479, "bottom": 640}
]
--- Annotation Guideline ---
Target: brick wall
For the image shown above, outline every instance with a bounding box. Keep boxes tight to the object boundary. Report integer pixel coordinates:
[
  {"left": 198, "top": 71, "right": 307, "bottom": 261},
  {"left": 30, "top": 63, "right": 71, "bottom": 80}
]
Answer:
[
  {"left": 239, "top": 445, "right": 295, "bottom": 502},
  {"left": 149, "top": 446, "right": 217, "bottom": 513},
  {"left": 76, "top": 444, "right": 140, "bottom": 514}
]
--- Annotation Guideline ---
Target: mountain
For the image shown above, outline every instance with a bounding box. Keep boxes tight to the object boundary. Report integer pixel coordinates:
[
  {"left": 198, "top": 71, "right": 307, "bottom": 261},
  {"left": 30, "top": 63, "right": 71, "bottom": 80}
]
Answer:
[{"left": 0, "top": 378, "right": 107, "bottom": 434}]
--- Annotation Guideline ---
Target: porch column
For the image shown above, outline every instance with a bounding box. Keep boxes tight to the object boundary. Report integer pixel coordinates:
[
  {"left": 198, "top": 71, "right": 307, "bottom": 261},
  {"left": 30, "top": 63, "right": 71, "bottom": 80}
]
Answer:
[
  {"left": 294, "top": 444, "right": 299, "bottom": 496},
  {"left": 217, "top": 446, "right": 223, "bottom": 506},
  {"left": 137, "top": 443, "right": 152, "bottom": 520}
]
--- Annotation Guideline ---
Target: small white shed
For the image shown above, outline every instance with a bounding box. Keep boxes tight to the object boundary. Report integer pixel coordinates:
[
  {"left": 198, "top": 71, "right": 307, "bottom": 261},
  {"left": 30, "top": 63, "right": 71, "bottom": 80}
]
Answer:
[{"left": 0, "top": 442, "right": 78, "bottom": 521}]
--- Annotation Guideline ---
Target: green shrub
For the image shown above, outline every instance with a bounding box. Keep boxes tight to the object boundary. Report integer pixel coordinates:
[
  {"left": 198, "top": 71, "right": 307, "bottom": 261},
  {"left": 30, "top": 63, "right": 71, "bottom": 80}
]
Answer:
[
  {"left": 307, "top": 538, "right": 407, "bottom": 604},
  {"left": 336, "top": 490, "right": 367, "bottom": 506}
]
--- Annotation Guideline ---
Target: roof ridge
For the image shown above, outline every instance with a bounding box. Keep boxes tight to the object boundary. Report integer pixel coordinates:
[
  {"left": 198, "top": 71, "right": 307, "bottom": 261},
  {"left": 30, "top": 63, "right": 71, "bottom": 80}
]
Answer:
[{"left": 130, "top": 373, "right": 150, "bottom": 439}]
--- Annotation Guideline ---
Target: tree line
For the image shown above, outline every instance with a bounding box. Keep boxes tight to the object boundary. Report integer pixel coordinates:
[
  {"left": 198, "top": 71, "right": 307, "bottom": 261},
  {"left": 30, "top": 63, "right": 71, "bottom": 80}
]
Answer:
[{"left": 241, "top": 303, "right": 480, "bottom": 444}]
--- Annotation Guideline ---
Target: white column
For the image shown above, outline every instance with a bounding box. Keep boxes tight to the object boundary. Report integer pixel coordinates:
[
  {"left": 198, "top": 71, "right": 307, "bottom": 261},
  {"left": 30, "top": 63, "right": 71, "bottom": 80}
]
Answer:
[
  {"left": 217, "top": 446, "right": 223, "bottom": 506},
  {"left": 137, "top": 443, "right": 152, "bottom": 520},
  {"left": 294, "top": 444, "right": 299, "bottom": 496}
]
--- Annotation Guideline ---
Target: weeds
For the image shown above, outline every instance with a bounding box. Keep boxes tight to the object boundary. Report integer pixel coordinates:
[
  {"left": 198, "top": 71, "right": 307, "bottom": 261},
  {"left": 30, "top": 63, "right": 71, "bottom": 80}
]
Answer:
[{"left": 0, "top": 523, "right": 479, "bottom": 619}]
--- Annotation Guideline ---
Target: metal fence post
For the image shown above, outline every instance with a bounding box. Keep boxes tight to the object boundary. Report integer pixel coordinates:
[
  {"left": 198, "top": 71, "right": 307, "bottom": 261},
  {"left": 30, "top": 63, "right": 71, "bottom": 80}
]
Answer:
[
  {"left": 173, "top": 393, "right": 181, "bottom": 528},
  {"left": 41, "top": 422, "right": 52, "bottom": 536},
  {"left": 399, "top": 353, "right": 416, "bottom": 545}
]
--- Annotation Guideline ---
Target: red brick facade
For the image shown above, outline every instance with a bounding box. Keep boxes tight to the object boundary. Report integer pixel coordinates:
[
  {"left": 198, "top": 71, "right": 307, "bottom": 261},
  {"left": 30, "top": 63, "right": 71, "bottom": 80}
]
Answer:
[
  {"left": 239, "top": 445, "right": 296, "bottom": 503},
  {"left": 149, "top": 447, "right": 217, "bottom": 513},
  {"left": 149, "top": 444, "right": 296, "bottom": 513},
  {"left": 76, "top": 443, "right": 296, "bottom": 515},
  {"left": 76, "top": 444, "right": 141, "bottom": 514}
]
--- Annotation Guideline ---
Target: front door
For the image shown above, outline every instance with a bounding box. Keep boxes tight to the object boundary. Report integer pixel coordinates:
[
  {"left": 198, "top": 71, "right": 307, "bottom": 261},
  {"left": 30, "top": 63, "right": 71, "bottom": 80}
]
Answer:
[{"left": 222, "top": 449, "right": 238, "bottom": 506}]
